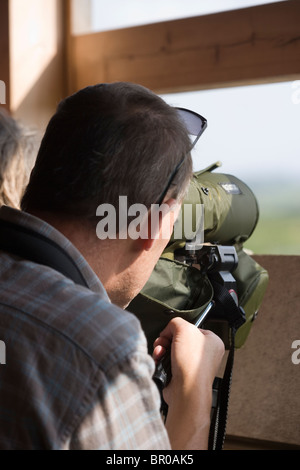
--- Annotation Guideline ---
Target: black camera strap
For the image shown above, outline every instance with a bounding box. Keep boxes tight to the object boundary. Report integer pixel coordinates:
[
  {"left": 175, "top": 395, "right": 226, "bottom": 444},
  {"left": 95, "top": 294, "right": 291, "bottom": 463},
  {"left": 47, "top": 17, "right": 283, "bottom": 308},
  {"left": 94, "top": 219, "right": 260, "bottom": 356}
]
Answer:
[
  {"left": 208, "top": 279, "right": 246, "bottom": 451},
  {"left": 0, "top": 219, "right": 89, "bottom": 288}
]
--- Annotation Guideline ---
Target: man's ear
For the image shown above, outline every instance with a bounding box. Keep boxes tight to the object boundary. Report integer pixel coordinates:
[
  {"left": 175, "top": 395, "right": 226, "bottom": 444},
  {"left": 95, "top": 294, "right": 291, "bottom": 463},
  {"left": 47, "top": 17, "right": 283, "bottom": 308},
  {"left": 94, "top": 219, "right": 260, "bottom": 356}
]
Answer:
[{"left": 139, "top": 198, "right": 180, "bottom": 252}]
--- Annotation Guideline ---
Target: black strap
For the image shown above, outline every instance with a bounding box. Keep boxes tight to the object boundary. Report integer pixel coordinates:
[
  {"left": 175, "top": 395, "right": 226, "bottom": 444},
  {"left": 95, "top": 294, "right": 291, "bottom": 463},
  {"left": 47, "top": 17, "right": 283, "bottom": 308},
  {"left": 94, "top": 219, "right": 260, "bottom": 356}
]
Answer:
[
  {"left": 209, "top": 328, "right": 236, "bottom": 450},
  {"left": 208, "top": 280, "right": 246, "bottom": 450},
  {"left": 210, "top": 280, "right": 246, "bottom": 332},
  {"left": 0, "top": 219, "right": 88, "bottom": 288}
]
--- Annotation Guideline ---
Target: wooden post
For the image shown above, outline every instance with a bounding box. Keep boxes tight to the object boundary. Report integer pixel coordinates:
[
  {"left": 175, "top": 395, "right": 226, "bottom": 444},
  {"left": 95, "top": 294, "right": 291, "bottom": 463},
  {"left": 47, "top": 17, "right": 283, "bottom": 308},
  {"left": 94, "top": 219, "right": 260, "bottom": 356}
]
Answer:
[
  {"left": 70, "top": 0, "right": 300, "bottom": 95},
  {"left": 1, "top": 0, "right": 67, "bottom": 129}
]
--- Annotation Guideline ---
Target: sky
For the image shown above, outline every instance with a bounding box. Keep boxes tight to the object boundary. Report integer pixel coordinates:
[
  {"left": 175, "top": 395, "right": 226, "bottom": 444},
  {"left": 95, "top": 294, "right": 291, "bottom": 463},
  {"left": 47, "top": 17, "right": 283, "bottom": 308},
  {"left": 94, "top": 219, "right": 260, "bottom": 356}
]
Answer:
[
  {"left": 161, "top": 81, "right": 300, "bottom": 185},
  {"left": 88, "top": 0, "right": 286, "bottom": 33}
]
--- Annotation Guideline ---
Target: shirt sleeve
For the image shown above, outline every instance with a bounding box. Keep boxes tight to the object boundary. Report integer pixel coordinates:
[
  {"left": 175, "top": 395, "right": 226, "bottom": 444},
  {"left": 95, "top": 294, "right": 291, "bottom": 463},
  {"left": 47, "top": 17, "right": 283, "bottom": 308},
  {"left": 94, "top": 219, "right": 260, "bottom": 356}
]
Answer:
[{"left": 66, "top": 351, "right": 171, "bottom": 450}]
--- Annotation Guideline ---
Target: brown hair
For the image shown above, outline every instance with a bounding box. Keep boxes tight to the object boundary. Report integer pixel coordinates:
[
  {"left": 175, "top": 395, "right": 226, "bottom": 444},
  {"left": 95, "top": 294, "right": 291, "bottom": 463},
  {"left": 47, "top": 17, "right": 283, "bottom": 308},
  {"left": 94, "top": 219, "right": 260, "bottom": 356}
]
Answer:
[{"left": 21, "top": 82, "right": 193, "bottom": 221}]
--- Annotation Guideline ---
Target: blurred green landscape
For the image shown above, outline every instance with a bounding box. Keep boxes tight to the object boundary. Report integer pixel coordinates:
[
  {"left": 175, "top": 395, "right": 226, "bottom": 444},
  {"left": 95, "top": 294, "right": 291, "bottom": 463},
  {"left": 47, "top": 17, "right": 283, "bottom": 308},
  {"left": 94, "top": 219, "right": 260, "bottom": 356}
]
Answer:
[{"left": 243, "top": 179, "right": 300, "bottom": 256}]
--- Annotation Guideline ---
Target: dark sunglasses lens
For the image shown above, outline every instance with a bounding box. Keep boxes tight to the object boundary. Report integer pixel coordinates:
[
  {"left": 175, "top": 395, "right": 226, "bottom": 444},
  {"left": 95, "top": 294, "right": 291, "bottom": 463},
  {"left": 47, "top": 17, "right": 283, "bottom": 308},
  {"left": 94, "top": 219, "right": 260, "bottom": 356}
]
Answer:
[{"left": 176, "top": 108, "right": 207, "bottom": 147}]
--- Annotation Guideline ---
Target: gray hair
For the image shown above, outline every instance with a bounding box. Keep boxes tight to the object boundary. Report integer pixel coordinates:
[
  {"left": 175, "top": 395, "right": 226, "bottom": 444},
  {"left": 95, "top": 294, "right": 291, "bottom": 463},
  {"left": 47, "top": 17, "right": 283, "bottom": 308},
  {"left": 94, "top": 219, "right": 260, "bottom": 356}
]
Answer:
[{"left": 0, "top": 109, "right": 38, "bottom": 209}]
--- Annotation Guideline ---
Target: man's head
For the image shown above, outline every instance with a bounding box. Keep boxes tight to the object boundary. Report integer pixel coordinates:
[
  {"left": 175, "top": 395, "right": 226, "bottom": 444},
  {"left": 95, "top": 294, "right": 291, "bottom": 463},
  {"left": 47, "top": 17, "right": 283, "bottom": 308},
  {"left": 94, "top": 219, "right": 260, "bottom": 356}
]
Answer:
[
  {"left": 21, "top": 82, "right": 194, "bottom": 307},
  {"left": 21, "top": 82, "right": 193, "bottom": 221}
]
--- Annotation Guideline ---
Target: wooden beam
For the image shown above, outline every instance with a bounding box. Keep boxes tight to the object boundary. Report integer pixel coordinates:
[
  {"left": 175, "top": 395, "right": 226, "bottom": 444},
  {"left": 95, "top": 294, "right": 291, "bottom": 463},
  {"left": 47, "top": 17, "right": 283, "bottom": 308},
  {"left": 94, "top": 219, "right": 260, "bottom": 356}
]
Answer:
[
  {"left": 0, "top": 0, "right": 10, "bottom": 110},
  {"left": 70, "top": 0, "right": 300, "bottom": 94}
]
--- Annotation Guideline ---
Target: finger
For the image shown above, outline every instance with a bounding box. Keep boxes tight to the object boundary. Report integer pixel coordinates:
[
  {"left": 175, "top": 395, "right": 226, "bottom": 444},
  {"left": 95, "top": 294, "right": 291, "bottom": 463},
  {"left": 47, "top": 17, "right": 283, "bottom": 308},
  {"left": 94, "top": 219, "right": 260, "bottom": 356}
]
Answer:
[
  {"left": 198, "top": 328, "right": 215, "bottom": 336},
  {"left": 199, "top": 328, "right": 226, "bottom": 355},
  {"left": 153, "top": 344, "right": 167, "bottom": 362},
  {"left": 157, "top": 317, "right": 188, "bottom": 341},
  {"left": 153, "top": 335, "right": 170, "bottom": 350},
  {"left": 199, "top": 328, "right": 223, "bottom": 340}
]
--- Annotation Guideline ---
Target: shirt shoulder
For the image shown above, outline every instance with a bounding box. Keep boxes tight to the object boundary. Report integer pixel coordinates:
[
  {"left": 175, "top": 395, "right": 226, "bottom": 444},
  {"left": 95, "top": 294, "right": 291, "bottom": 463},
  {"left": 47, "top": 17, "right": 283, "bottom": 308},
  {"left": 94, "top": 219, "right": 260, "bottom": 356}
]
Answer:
[
  {"left": 0, "top": 256, "right": 153, "bottom": 449},
  {"left": 0, "top": 253, "right": 146, "bottom": 371}
]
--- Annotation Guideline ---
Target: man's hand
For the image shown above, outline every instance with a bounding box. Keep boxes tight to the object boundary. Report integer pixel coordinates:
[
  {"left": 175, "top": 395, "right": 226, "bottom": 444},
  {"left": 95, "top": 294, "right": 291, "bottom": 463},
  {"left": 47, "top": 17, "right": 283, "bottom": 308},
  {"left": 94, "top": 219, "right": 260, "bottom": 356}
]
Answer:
[{"left": 153, "top": 317, "right": 225, "bottom": 450}]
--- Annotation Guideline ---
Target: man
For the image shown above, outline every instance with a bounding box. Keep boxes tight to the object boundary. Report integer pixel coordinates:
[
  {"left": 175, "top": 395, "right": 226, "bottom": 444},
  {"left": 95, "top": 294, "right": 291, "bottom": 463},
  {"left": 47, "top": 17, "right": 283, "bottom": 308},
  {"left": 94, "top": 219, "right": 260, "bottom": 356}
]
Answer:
[{"left": 0, "top": 82, "right": 224, "bottom": 450}]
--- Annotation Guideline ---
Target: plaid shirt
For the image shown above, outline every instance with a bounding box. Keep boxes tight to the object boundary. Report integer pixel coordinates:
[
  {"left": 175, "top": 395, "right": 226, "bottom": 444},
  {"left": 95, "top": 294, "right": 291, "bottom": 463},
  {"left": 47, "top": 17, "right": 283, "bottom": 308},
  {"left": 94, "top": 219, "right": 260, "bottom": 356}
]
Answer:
[{"left": 0, "top": 206, "right": 170, "bottom": 450}]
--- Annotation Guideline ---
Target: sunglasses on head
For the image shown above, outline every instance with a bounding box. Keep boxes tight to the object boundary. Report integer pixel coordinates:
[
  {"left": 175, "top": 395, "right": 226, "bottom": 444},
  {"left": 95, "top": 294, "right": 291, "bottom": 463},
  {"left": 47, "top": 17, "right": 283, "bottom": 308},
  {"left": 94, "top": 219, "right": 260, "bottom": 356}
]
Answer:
[{"left": 156, "top": 107, "right": 207, "bottom": 205}]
